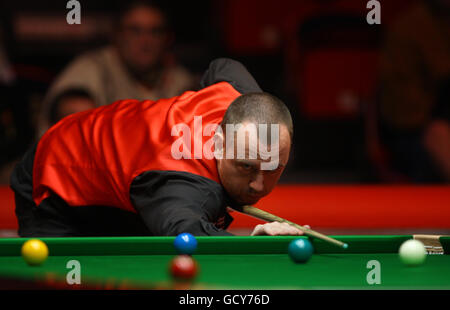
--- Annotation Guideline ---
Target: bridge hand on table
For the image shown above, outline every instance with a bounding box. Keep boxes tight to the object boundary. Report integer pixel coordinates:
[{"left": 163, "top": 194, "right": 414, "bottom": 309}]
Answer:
[{"left": 251, "top": 222, "right": 311, "bottom": 236}]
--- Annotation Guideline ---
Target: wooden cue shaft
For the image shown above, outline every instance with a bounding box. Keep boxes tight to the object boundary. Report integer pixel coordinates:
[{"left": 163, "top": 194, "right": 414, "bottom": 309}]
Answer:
[{"left": 240, "top": 205, "right": 347, "bottom": 248}]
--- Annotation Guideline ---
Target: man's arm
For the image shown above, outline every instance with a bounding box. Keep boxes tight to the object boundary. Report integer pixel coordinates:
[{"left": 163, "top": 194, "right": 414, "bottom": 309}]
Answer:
[
  {"left": 130, "top": 171, "right": 233, "bottom": 236},
  {"left": 200, "top": 58, "right": 262, "bottom": 94}
]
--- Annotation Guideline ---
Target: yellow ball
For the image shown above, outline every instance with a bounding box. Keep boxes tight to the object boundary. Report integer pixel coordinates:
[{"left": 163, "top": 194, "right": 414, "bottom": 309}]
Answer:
[{"left": 21, "top": 239, "right": 49, "bottom": 266}]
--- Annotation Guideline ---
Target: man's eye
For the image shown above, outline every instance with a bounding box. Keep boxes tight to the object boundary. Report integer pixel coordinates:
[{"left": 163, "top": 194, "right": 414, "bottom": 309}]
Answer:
[{"left": 242, "top": 164, "right": 252, "bottom": 170}]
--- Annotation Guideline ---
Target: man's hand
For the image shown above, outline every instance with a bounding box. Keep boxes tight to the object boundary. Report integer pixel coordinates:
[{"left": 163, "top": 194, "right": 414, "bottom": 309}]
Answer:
[{"left": 251, "top": 222, "right": 310, "bottom": 236}]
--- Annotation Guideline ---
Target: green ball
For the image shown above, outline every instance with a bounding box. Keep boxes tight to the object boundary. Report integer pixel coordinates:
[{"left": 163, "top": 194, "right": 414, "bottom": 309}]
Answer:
[{"left": 288, "top": 238, "right": 313, "bottom": 263}]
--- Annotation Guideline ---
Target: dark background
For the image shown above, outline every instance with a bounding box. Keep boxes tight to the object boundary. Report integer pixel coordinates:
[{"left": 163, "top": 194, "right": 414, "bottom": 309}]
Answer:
[{"left": 0, "top": 0, "right": 427, "bottom": 184}]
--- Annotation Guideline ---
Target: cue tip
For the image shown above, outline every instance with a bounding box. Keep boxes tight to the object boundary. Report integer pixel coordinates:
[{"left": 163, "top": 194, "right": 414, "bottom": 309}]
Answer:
[{"left": 343, "top": 243, "right": 349, "bottom": 249}]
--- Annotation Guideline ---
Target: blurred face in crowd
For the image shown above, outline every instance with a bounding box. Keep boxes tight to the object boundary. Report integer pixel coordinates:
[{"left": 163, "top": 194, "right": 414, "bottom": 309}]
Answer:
[
  {"left": 216, "top": 123, "right": 291, "bottom": 206},
  {"left": 115, "top": 5, "right": 170, "bottom": 75},
  {"left": 55, "top": 96, "right": 96, "bottom": 123}
]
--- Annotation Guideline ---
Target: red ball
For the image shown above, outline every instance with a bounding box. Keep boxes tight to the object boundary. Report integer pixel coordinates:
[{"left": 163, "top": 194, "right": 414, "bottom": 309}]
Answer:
[{"left": 169, "top": 255, "right": 198, "bottom": 280}]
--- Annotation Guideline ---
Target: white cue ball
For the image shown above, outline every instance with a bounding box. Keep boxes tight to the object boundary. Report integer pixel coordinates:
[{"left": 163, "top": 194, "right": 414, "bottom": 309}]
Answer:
[{"left": 398, "top": 239, "right": 427, "bottom": 266}]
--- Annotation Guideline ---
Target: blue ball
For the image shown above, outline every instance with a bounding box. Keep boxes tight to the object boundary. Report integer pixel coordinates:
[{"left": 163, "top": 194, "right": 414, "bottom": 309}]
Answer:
[
  {"left": 174, "top": 233, "right": 198, "bottom": 255},
  {"left": 288, "top": 238, "right": 313, "bottom": 263}
]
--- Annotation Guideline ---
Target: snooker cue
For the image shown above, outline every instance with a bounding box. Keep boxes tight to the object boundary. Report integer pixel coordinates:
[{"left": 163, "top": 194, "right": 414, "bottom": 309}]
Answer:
[{"left": 239, "top": 205, "right": 348, "bottom": 249}]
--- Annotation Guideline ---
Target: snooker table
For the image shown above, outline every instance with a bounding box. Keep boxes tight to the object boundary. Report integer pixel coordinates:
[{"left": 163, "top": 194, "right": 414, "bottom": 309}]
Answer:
[{"left": 0, "top": 235, "right": 449, "bottom": 290}]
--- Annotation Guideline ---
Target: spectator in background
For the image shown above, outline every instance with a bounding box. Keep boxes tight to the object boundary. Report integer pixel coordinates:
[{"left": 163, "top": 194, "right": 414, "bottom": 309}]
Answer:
[
  {"left": 0, "top": 25, "right": 17, "bottom": 177},
  {"left": 37, "top": 0, "right": 196, "bottom": 136},
  {"left": 0, "top": 23, "right": 33, "bottom": 184},
  {"left": 379, "top": 0, "right": 450, "bottom": 183}
]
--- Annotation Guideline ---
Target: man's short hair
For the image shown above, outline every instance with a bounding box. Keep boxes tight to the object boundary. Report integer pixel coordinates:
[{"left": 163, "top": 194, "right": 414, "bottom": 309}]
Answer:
[
  {"left": 113, "top": 0, "right": 171, "bottom": 31},
  {"left": 221, "top": 92, "right": 294, "bottom": 143}
]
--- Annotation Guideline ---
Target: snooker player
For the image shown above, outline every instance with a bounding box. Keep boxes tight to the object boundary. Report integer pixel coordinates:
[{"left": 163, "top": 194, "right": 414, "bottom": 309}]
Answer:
[{"left": 10, "top": 58, "right": 305, "bottom": 237}]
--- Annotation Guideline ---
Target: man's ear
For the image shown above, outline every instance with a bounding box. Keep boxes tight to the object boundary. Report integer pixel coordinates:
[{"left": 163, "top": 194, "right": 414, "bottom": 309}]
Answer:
[{"left": 213, "top": 131, "right": 224, "bottom": 159}]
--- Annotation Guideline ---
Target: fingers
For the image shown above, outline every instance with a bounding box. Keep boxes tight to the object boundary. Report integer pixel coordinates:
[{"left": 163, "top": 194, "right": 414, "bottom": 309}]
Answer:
[
  {"left": 281, "top": 222, "right": 303, "bottom": 235},
  {"left": 264, "top": 222, "right": 284, "bottom": 236},
  {"left": 250, "top": 224, "right": 265, "bottom": 236},
  {"left": 251, "top": 222, "right": 306, "bottom": 236}
]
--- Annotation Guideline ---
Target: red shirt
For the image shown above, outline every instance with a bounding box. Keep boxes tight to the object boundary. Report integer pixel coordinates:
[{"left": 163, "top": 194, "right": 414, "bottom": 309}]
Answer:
[{"left": 32, "top": 82, "right": 241, "bottom": 212}]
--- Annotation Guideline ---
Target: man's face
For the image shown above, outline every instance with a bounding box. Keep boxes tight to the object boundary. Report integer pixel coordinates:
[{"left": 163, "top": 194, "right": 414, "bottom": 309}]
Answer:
[
  {"left": 57, "top": 96, "right": 96, "bottom": 122},
  {"left": 116, "top": 6, "right": 169, "bottom": 74},
  {"left": 217, "top": 123, "right": 291, "bottom": 205}
]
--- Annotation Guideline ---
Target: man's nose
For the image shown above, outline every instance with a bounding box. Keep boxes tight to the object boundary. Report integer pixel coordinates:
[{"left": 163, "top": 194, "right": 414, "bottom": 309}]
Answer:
[{"left": 249, "top": 173, "right": 264, "bottom": 193}]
